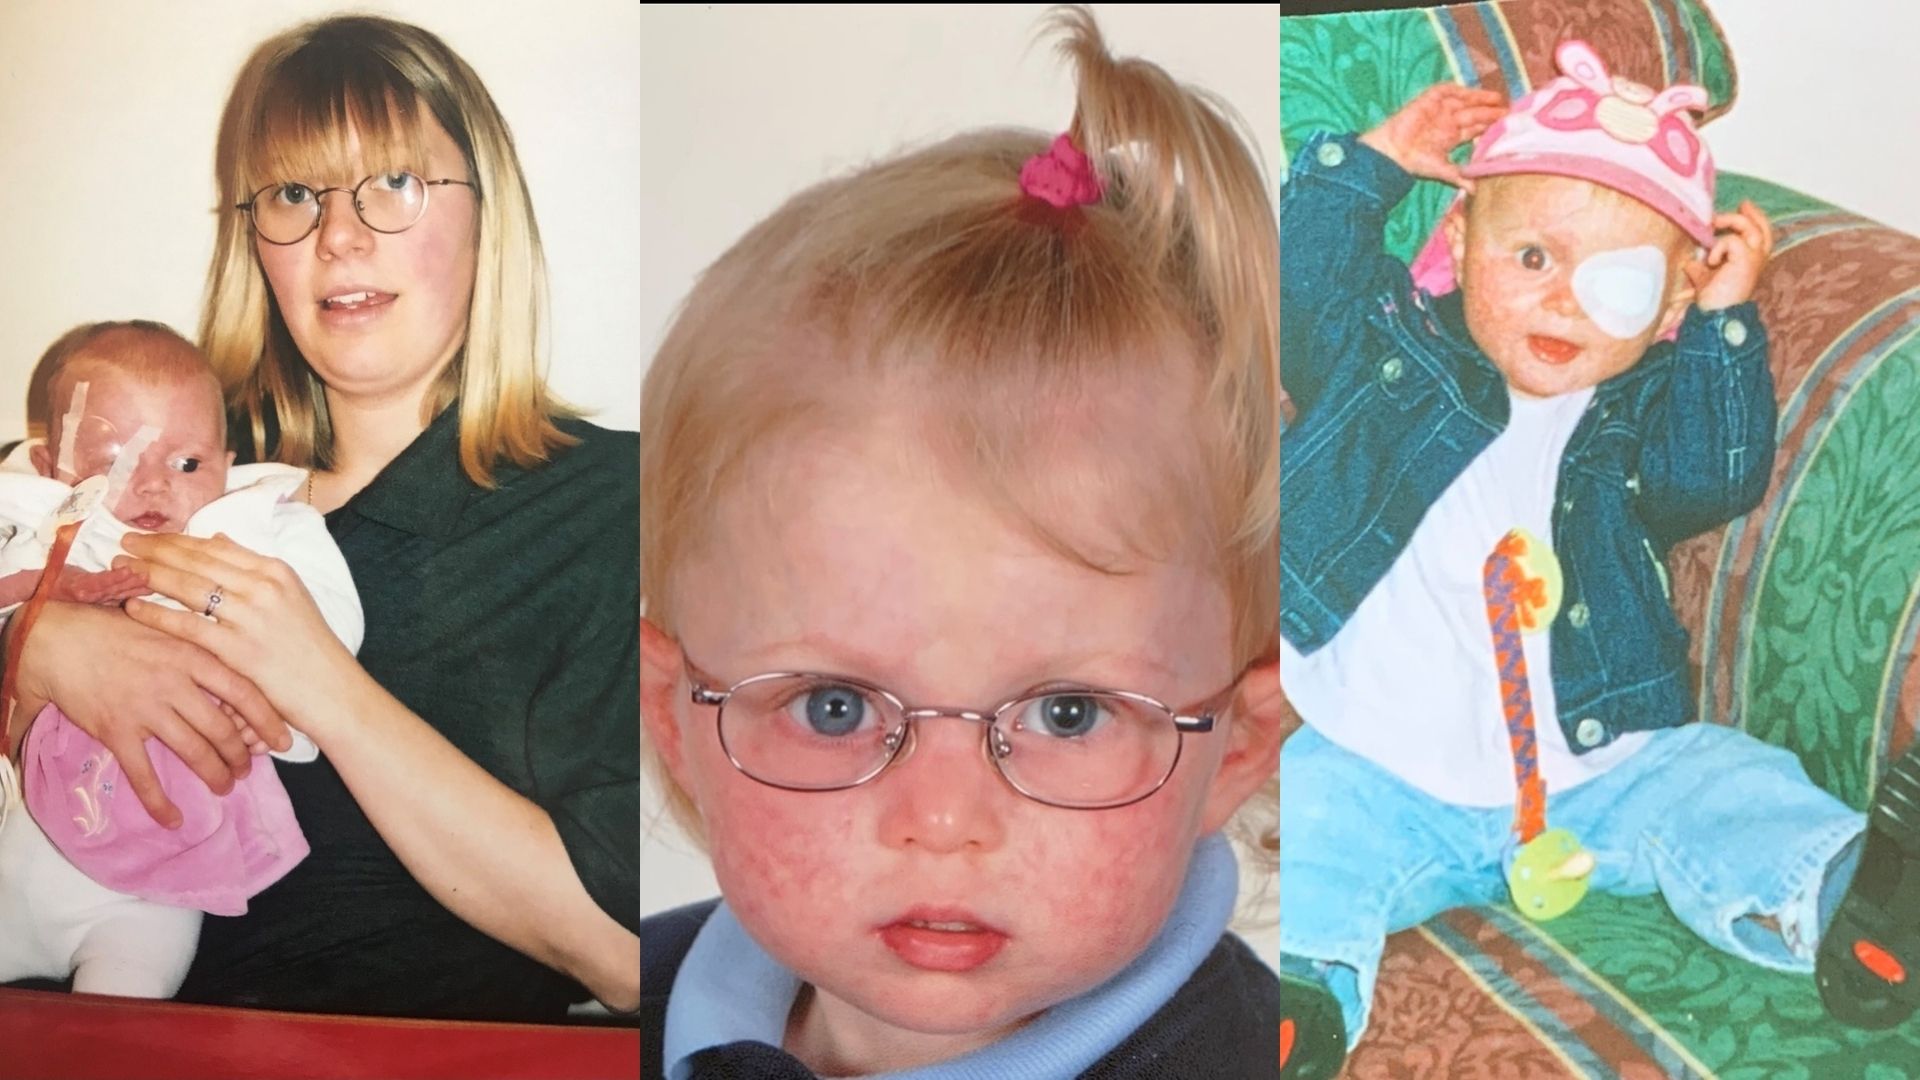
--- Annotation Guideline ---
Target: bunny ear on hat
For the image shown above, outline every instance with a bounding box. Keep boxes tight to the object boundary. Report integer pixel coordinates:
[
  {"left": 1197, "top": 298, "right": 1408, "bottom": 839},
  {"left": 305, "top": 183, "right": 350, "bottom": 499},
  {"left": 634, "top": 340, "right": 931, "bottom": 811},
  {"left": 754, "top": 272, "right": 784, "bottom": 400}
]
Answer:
[
  {"left": 1650, "top": 85, "right": 1710, "bottom": 115},
  {"left": 1555, "top": 40, "right": 1614, "bottom": 93}
]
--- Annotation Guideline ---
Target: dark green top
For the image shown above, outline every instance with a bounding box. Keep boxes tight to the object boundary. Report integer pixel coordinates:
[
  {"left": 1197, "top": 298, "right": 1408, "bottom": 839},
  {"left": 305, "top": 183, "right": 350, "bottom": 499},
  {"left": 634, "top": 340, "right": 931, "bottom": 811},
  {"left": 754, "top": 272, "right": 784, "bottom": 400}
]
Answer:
[{"left": 179, "top": 405, "right": 639, "bottom": 1022}]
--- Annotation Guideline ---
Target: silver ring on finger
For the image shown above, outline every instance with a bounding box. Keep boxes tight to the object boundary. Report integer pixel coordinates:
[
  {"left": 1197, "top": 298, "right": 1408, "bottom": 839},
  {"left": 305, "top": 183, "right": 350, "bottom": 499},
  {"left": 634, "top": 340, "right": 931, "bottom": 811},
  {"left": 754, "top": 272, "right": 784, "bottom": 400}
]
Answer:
[{"left": 202, "top": 583, "right": 225, "bottom": 618}]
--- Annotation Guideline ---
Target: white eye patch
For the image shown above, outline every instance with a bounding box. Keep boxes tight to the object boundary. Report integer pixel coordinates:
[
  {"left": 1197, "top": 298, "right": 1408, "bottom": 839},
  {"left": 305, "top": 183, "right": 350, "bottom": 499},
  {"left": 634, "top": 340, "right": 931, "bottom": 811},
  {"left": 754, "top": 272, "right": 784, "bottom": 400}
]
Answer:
[{"left": 1572, "top": 246, "right": 1668, "bottom": 340}]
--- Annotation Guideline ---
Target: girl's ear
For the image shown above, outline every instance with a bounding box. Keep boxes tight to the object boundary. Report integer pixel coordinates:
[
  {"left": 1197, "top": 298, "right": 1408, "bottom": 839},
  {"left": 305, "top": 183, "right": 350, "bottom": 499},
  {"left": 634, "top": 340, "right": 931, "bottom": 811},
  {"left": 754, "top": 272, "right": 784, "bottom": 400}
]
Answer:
[
  {"left": 641, "top": 618, "right": 690, "bottom": 779},
  {"left": 1659, "top": 255, "right": 1702, "bottom": 340},
  {"left": 1443, "top": 204, "right": 1469, "bottom": 281},
  {"left": 1199, "top": 650, "right": 1284, "bottom": 834}
]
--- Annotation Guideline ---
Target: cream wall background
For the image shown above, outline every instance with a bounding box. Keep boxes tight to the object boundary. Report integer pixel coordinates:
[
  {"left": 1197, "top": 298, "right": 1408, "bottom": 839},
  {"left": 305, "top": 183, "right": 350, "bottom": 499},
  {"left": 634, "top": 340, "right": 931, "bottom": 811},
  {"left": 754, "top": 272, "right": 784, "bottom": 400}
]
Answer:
[
  {"left": 0, "top": 0, "right": 641, "bottom": 436},
  {"left": 640, "top": 4, "right": 1283, "bottom": 968},
  {"left": 1707, "top": 1, "right": 1920, "bottom": 238}
]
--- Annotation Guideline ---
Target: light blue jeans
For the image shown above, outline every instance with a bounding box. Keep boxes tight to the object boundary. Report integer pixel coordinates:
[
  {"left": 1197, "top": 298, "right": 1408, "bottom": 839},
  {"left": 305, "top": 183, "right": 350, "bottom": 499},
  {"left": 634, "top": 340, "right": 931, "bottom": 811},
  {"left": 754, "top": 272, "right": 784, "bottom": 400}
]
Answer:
[{"left": 1280, "top": 722, "right": 1866, "bottom": 1042}]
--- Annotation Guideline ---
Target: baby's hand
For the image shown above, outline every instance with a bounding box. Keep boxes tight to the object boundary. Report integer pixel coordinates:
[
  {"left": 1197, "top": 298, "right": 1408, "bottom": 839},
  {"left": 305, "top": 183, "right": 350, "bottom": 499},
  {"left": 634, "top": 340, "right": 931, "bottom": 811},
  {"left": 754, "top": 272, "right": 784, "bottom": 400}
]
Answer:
[
  {"left": 219, "top": 699, "right": 268, "bottom": 756},
  {"left": 1359, "top": 84, "right": 1506, "bottom": 187},
  {"left": 1684, "top": 200, "right": 1774, "bottom": 311},
  {"left": 52, "top": 567, "right": 148, "bottom": 607}
]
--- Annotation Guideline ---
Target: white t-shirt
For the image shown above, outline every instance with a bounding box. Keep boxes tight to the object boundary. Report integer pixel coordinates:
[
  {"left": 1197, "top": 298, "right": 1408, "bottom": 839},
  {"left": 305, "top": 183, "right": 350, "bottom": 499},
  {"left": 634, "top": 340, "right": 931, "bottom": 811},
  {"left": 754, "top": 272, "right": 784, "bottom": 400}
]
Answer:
[
  {"left": 0, "top": 455, "right": 363, "bottom": 764},
  {"left": 1283, "top": 387, "right": 1650, "bottom": 807}
]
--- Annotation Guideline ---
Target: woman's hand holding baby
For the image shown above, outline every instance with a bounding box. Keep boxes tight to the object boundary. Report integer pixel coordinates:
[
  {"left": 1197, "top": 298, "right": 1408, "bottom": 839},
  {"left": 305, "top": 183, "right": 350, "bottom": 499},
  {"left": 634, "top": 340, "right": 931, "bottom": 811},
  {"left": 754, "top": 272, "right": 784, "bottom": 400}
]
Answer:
[
  {"left": 1683, "top": 199, "right": 1775, "bottom": 311},
  {"left": 10, "top": 600, "right": 289, "bottom": 828},
  {"left": 118, "top": 531, "right": 360, "bottom": 743},
  {"left": 1360, "top": 84, "right": 1507, "bottom": 188}
]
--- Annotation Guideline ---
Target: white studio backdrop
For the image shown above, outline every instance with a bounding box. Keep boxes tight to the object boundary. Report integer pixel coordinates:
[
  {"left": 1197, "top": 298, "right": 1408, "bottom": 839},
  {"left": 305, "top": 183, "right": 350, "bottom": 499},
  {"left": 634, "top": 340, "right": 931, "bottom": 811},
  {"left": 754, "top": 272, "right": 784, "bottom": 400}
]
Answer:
[
  {"left": 0, "top": 0, "right": 641, "bottom": 435},
  {"left": 640, "top": 4, "right": 1284, "bottom": 969}
]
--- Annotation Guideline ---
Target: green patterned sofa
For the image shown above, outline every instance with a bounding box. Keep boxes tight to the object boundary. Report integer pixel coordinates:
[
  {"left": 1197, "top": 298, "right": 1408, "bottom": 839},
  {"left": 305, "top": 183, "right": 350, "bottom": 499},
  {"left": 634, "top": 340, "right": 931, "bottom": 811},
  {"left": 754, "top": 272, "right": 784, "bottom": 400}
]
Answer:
[{"left": 1281, "top": 1, "right": 1920, "bottom": 1075}]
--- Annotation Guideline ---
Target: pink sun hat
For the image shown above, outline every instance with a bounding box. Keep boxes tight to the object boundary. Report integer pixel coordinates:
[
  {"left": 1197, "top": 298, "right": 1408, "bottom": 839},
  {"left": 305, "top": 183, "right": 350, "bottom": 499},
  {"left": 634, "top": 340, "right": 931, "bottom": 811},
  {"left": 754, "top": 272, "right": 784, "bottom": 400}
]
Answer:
[{"left": 1410, "top": 39, "right": 1718, "bottom": 297}]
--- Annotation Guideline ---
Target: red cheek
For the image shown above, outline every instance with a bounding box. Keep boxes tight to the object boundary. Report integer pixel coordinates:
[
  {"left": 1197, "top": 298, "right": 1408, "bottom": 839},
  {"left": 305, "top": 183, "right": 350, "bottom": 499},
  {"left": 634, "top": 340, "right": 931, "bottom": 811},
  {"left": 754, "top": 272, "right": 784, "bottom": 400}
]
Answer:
[
  {"left": 1011, "top": 800, "right": 1197, "bottom": 951},
  {"left": 705, "top": 783, "right": 857, "bottom": 912}
]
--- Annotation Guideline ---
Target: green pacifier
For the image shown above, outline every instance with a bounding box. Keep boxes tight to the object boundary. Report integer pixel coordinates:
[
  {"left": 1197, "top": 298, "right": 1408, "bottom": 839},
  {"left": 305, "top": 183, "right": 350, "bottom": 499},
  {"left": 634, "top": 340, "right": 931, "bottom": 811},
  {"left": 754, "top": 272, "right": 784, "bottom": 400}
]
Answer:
[{"left": 1507, "top": 828, "right": 1594, "bottom": 921}]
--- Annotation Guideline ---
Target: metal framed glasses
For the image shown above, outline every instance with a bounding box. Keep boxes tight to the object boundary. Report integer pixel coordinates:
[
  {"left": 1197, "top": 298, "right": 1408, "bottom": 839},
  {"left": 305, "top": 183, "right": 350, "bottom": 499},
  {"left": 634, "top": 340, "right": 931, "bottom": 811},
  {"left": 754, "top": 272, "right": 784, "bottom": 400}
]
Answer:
[
  {"left": 688, "top": 667, "right": 1229, "bottom": 810},
  {"left": 235, "top": 172, "right": 477, "bottom": 246}
]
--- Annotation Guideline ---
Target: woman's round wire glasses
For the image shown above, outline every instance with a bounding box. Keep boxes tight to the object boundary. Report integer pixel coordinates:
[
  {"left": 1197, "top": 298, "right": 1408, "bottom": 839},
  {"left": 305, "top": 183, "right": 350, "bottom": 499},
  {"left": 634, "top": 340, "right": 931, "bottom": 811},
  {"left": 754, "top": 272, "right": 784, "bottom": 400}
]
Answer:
[
  {"left": 235, "top": 172, "right": 477, "bottom": 245},
  {"left": 687, "top": 666, "right": 1230, "bottom": 810}
]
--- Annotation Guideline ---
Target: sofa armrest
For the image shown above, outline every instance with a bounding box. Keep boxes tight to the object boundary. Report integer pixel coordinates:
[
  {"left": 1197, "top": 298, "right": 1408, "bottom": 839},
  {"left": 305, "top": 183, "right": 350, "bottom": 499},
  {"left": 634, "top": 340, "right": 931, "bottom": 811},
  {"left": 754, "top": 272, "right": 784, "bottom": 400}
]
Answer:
[{"left": 1670, "top": 173, "right": 1920, "bottom": 809}]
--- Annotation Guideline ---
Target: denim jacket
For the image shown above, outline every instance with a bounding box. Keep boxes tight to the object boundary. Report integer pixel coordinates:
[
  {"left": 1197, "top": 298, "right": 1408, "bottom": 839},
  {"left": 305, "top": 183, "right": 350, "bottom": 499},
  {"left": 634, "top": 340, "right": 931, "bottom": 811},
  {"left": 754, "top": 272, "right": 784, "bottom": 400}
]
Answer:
[{"left": 1280, "top": 132, "right": 1776, "bottom": 753}]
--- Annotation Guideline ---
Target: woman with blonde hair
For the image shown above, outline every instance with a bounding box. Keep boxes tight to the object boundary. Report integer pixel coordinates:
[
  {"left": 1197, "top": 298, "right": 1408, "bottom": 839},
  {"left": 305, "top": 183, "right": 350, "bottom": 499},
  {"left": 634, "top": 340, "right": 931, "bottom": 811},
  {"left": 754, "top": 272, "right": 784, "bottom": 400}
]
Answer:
[{"left": 8, "top": 15, "right": 637, "bottom": 1020}]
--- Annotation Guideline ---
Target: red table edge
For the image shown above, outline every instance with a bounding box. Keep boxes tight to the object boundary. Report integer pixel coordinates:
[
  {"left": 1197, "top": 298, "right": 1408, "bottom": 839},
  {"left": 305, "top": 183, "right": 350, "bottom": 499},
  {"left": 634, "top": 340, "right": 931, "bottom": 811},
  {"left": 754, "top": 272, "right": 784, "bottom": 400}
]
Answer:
[{"left": 0, "top": 987, "right": 641, "bottom": 1080}]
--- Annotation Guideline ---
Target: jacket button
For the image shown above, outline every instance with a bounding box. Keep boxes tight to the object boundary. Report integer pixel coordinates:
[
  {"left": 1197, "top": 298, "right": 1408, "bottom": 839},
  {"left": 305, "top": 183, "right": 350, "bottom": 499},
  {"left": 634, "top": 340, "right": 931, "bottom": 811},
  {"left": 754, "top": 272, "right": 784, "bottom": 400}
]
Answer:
[
  {"left": 1568, "top": 602, "right": 1590, "bottom": 628},
  {"left": 1625, "top": 474, "right": 1641, "bottom": 494},
  {"left": 1380, "top": 356, "right": 1404, "bottom": 382},
  {"left": 1575, "top": 717, "right": 1606, "bottom": 748},
  {"left": 1723, "top": 318, "right": 1749, "bottom": 347},
  {"left": 1317, "top": 141, "right": 1347, "bottom": 168}
]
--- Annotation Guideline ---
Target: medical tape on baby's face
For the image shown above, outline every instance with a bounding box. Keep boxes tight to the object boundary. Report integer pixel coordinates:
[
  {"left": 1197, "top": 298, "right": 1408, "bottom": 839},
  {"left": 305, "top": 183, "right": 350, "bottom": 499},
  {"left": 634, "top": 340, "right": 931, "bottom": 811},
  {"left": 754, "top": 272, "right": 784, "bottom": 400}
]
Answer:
[
  {"left": 54, "top": 381, "right": 88, "bottom": 479},
  {"left": 1571, "top": 246, "right": 1668, "bottom": 340},
  {"left": 101, "top": 425, "right": 160, "bottom": 508}
]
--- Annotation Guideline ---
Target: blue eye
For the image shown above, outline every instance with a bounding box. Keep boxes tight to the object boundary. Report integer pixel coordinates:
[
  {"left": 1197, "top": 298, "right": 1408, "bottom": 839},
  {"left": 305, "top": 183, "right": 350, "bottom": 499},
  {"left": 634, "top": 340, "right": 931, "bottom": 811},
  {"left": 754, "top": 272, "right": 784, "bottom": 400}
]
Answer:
[
  {"left": 273, "top": 183, "right": 313, "bottom": 207},
  {"left": 1518, "top": 245, "right": 1550, "bottom": 271},
  {"left": 377, "top": 171, "right": 412, "bottom": 192},
  {"left": 1022, "top": 694, "right": 1108, "bottom": 738},
  {"left": 789, "top": 684, "right": 869, "bottom": 736}
]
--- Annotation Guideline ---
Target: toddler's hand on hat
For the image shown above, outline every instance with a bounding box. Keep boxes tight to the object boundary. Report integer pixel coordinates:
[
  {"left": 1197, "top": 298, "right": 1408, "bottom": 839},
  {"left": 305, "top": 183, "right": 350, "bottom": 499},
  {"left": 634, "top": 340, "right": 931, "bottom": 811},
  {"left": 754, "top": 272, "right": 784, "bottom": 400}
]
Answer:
[
  {"left": 1360, "top": 84, "right": 1506, "bottom": 188},
  {"left": 1684, "top": 200, "right": 1774, "bottom": 311}
]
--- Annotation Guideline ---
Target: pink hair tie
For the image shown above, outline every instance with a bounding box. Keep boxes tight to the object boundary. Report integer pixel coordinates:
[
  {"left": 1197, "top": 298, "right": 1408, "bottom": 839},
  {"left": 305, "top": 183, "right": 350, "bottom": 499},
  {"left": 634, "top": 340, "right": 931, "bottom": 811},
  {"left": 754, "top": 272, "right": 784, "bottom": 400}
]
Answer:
[{"left": 1020, "top": 133, "right": 1103, "bottom": 208}]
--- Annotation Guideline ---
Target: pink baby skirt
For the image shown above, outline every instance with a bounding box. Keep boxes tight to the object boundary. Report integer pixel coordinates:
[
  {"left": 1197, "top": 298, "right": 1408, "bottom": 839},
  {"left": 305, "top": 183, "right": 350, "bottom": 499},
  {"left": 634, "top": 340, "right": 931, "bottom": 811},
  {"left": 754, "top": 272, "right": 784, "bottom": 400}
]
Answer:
[{"left": 21, "top": 703, "right": 309, "bottom": 915}]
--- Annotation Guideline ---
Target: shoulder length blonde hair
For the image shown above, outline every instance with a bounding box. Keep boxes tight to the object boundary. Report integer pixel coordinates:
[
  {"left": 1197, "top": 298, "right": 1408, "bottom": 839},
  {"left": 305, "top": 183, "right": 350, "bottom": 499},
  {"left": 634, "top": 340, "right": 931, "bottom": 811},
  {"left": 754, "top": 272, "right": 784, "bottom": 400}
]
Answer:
[{"left": 202, "top": 15, "right": 576, "bottom": 485}]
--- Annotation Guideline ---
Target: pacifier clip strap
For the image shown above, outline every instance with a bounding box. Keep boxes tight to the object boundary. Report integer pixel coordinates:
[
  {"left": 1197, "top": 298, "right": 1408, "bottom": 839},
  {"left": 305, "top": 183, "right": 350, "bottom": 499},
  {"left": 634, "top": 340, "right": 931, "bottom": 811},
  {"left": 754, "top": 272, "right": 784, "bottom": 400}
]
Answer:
[
  {"left": 1483, "top": 530, "right": 1550, "bottom": 844},
  {"left": 1483, "top": 528, "right": 1592, "bottom": 921},
  {"left": 0, "top": 520, "right": 83, "bottom": 756}
]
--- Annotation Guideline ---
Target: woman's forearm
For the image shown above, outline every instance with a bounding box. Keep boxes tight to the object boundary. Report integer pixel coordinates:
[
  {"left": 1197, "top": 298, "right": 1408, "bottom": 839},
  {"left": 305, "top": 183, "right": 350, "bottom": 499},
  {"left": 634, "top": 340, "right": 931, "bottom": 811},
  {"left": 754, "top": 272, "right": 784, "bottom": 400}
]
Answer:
[
  {"left": 108, "top": 533, "right": 639, "bottom": 1004},
  {"left": 308, "top": 662, "right": 640, "bottom": 1010}
]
